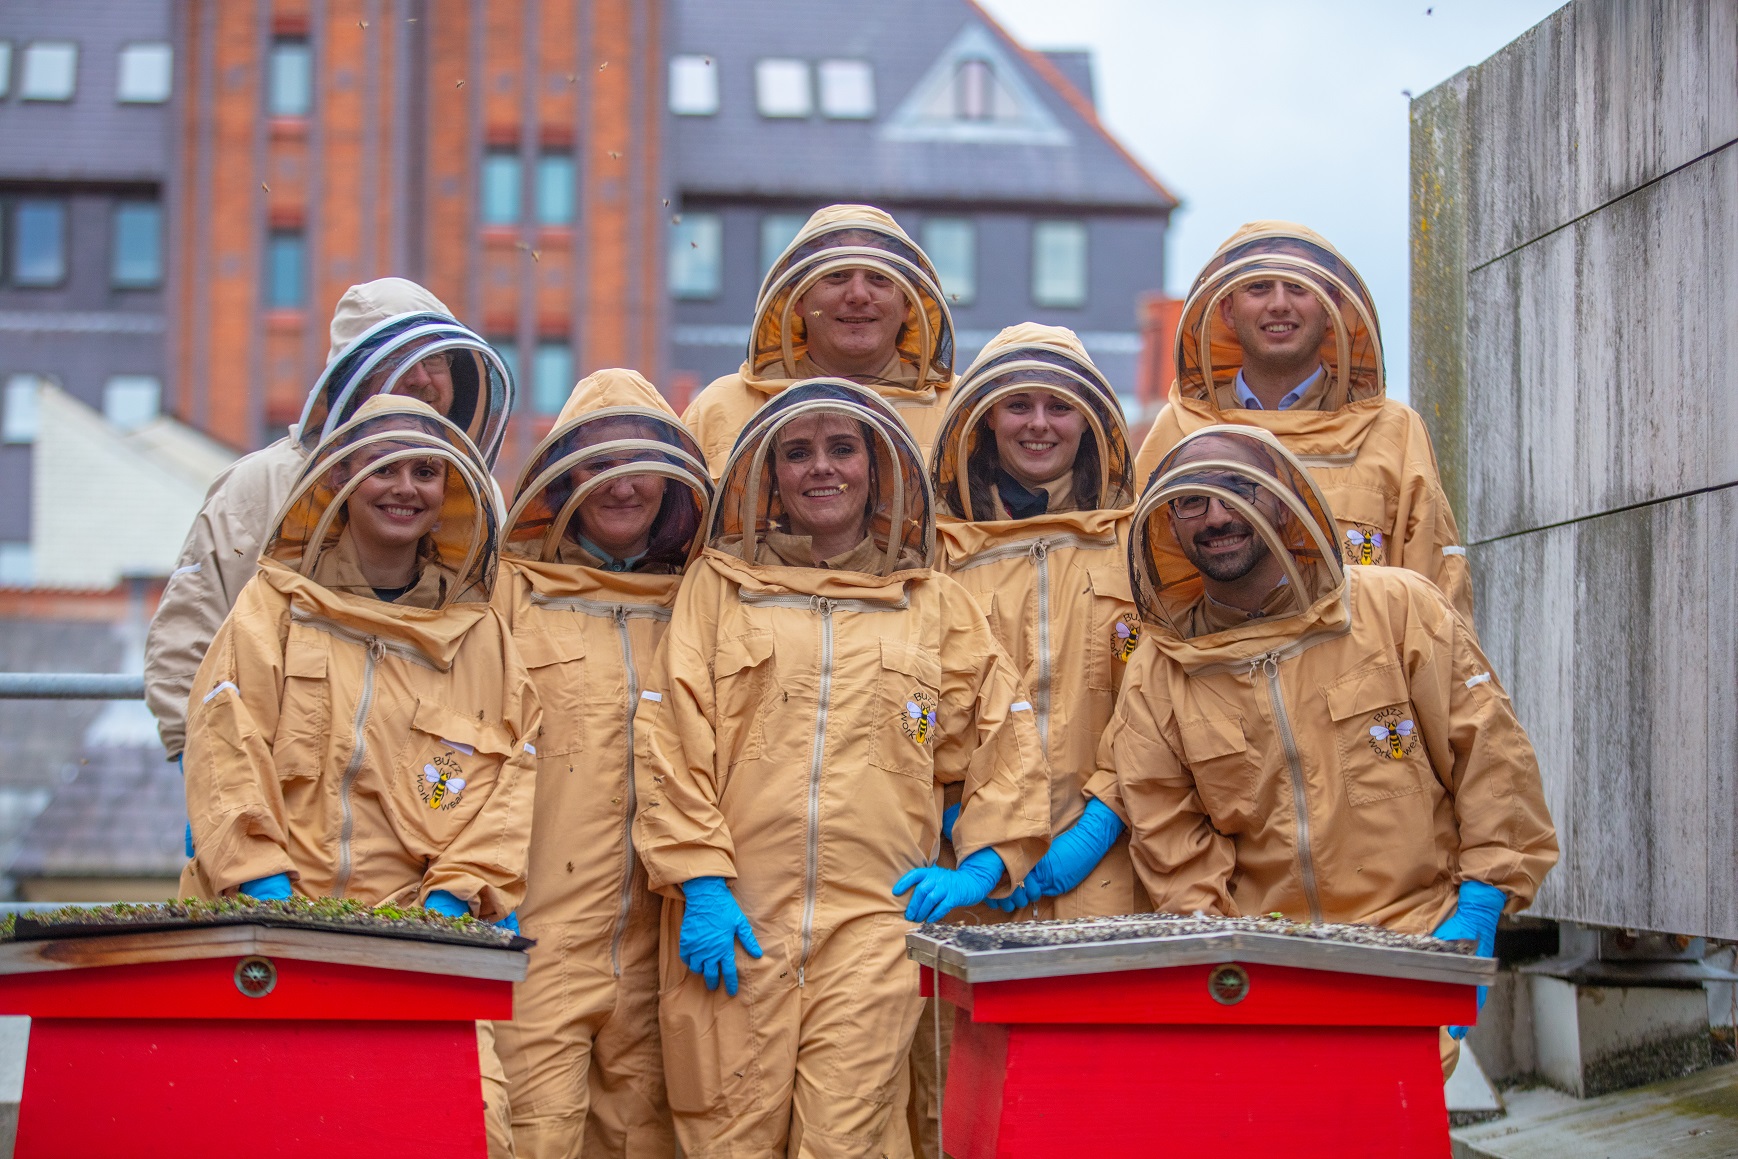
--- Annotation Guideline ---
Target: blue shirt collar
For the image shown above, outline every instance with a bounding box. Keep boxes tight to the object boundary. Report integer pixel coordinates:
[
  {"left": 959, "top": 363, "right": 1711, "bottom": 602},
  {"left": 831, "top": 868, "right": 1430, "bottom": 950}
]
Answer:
[
  {"left": 1234, "top": 365, "right": 1324, "bottom": 411},
  {"left": 578, "top": 534, "right": 649, "bottom": 573}
]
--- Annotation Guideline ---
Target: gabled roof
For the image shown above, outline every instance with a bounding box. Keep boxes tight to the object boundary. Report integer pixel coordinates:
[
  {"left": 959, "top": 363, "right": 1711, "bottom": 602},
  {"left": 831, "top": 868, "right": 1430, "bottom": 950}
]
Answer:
[{"left": 669, "top": 0, "right": 1177, "bottom": 212}]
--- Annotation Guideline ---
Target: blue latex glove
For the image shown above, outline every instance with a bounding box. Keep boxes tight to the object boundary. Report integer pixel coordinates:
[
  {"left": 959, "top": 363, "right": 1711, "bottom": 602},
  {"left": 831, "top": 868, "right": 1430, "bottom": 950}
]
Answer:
[
  {"left": 239, "top": 872, "right": 293, "bottom": 901},
  {"left": 941, "top": 803, "right": 960, "bottom": 843},
  {"left": 679, "top": 877, "right": 763, "bottom": 996},
  {"left": 495, "top": 912, "right": 521, "bottom": 935},
  {"left": 1433, "top": 880, "right": 1506, "bottom": 1039},
  {"left": 423, "top": 889, "right": 472, "bottom": 918},
  {"left": 894, "top": 847, "right": 1006, "bottom": 923},
  {"left": 177, "top": 754, "right": 195, "bottom": 858},
  {"left": 989, "top": 800, "right": 1124, "bottom": 913}
]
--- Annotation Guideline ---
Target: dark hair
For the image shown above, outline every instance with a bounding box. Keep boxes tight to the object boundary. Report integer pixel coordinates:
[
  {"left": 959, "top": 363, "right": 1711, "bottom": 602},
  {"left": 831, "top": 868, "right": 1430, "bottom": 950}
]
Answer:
[
  {"left": 768, "top": 414, "right": 881, "bottom": 538},
  {"left": 951, "top": 372, "right": 1104, "bottom": 519}
]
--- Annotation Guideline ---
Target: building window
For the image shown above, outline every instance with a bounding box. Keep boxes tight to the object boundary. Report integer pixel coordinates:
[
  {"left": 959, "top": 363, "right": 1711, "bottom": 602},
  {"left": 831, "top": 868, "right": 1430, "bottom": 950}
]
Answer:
[
  {"left": 1032, "top": 220, "right": 1088, "bottom": 308},
  {"left": 755, "top": 59, "right": 810, "bottom": 118},
  {"left": 955, "top": 58, "right": 993, "bottom": 121},
  {"left": 669, "top": 213, "right": 722, "bottom": 300},
  {"left": 669, "top": 54, "right": 718, "bottom": 116},
  {"left": 759, "top": 212, "right": 806, "bottom": 276},
  {"left": 20, "top": 42, "right": 78, "bottom": 102},
  {"left": 268, "top": 39, "right": 311, "bottom": 117},
  {"left": 487, "top": 338, "right": 520, "bottom": 392},
  {"left": 0, "top": 43, "right": 13, "bottom": 98},
  {"left": 818, "top": 60, "right": 874, "bottom": 119},
  {"left": 112, "top": 202, "right": 163, "bottom": 287},
  {"left": 116, "top": 43, "right": 173, "bottom": 103},
  {"left": 535, "top": 153, "right": 575, "bottom": 226},
  {"left": 0, "top": 543, "right": 32, "bottom": 589},
  {"left": 265, "top": 231, "right": 305, "bottom": 308},
  {"left": 103, "top": 376, "right": 161, "bottom": 431},
  {"left": 12, "top": 200, "right": 67, "bottom": 286},
  {"left": 922, "top": 218, "right": 975, "bottom": 306},
  {"left": 3, "top": 376, "right": 41, "bottom": 444},
  {"left": 481, "top": 151, "right": 521, "bottom": 226},
  {"left": 532, "top": 342, "right": 574, "bottom": 416}
]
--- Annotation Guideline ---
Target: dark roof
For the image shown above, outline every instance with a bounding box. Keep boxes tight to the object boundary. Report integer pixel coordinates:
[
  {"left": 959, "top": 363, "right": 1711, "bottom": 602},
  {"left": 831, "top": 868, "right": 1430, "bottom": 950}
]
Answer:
[
  {"left": 670, "top": 0, "right": 1177, "bottom": 211},
  {"left": 9, "top": 746, "right": 184, "bottom": 879},
  {"left": 1040, "top": 51, "right": 1096, "bottom": 108}
]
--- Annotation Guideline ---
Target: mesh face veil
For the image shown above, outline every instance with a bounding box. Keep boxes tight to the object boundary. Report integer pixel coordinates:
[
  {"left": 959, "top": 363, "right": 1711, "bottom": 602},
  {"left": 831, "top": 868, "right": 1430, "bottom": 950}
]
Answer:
[
  {"left": 1175, "top": 226, "right": 1385, "bottom": 412},
  {"left": 1130, "top": 426, "right": 1344, "bottom": 638},
  {"left": 748, "top": 211, "right": 955, "bottom": 388},
  {"left": 932, "top": 338, "right": 1133, "bottom": 521},
  {"left": 503, "top": 406, "right": 714, "bottom": 570},
  {"left": 268, "top": 397, "right": 500, "bottom": 608},
  {"left": 298, "top": 314, "right": 516, "bottom": 467},
  {"left": 708, "top": 379, "right": 936, "bottom": 576}
]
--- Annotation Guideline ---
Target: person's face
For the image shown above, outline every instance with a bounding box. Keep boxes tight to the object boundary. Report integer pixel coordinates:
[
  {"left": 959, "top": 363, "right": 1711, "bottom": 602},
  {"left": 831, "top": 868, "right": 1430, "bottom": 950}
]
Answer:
[
  {"left": 361, "top": 349, "right": 456, "bottom": 415},
  {"left": 344, "top": 449, "right": 447, "bottom": 552},
  {"left": 1217, "top": 277, "right": 1330, "bottom": 374},
  {"left": 795, "top": 267, "right": 906, "bottom": 375},
  {"left": 571, "top": 419, "right": 667, "bottom": 559},
  {"left": 1164, "top": 436, "right": 1283, "bottom": 583},
  {"left": 988, "top": 389, "right": 1087, "bottom": 489},
  {"left": 773, "top": 414, "right": 872, "bottom": 545}
]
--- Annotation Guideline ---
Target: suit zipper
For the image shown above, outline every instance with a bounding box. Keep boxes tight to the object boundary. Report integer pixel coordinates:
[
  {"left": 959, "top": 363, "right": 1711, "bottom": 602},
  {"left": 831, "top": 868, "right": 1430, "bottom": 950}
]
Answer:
[
  {"left": 609, "top": 605, "right": 639, "bottom": 977},
  {"left": 334, "top": 636, "right": 384, "bottom": 897},
  {"left": 799, "top": 596, "right": 836, "bottom": 987},
  {"left": 1256, "top": 651, "right": 1322, "bottom": 922},
  {"left": 1031, "top": 540, "right": 1052, "bottom": 752}
]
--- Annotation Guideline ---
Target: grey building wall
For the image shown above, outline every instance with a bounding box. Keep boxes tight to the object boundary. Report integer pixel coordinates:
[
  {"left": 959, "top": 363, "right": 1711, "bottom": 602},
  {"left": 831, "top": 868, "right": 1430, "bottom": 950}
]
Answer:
[{"left": 1411, "top": 0, "right": 1738, "bottom": 938}]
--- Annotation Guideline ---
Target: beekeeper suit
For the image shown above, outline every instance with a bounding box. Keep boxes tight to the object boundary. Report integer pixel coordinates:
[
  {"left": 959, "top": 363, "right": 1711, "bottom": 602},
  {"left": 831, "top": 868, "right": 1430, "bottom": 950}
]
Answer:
[
  {"left": 490, "top": 369, "right": 713, "bottom": 1159},
  {"left": 1090, "top": 427, "right": 1556, "bottom": 1069},
  {"left": 633, "top": 380, "right": 1048, "bottom": 1158},
  {"left": 1132, "top": 223, "right": 1474, "bottom": 619},
  {"left": 682, "top": 205, "right": 956, "bottom": 475},
  {"left": 145, "top": 278, "right": 514, "bottom": 760}
]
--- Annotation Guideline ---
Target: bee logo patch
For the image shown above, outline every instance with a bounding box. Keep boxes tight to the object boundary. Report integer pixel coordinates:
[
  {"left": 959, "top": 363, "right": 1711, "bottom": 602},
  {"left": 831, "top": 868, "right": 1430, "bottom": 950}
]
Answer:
[
  {"left": 1367, "top": 708, "right": 1418, "bottom": 761},
  {"left": 901, "top": 690, "right": 939, "bottom": 746},
  {"left": 1112, "top": 614, "right": 1142, "bottom": 662},
  {"left": 1345, "top": 526, "right": 1386, "bottom": 566},
  {"left": 418, "top": 751, "right": 468, "bottom": 809}
]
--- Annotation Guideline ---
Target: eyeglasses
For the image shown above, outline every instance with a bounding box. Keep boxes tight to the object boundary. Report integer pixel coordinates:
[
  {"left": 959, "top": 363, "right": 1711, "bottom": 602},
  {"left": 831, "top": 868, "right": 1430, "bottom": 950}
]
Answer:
[
  {"left": 1167, "top": 476, "right": 1261, "bottom": 520},
  {"left": 412, "top": 351, "right": 455, "bottom": 375}
]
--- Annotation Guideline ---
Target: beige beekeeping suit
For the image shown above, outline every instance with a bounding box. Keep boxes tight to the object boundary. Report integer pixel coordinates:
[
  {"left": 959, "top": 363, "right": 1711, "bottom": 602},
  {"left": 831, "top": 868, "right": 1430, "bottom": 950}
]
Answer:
[
  {"left": 1132, "top": 222, "right": 1474, "bottom": 620},
  {"left": 682, "top": 204, "right": 957, "bottom": 475},
  {"left": 144, "top": 278, "right": 515, "bottom": 756},
  {"left": 490, "top": 369, "right": 713, "bottom": 1159},
  {"left": 633, "top": 380, "right": 1048, "bottom": 1158}
]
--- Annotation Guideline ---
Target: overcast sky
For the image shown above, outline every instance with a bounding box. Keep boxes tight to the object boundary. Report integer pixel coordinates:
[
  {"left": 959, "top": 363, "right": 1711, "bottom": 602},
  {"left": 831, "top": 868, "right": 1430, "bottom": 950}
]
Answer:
[{"left": 977, "top": 0, "right": 1567, "bottom": 402}]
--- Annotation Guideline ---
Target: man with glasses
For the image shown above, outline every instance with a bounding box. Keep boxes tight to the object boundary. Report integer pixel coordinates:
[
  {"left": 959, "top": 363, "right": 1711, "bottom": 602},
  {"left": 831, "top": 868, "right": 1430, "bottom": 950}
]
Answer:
[{"left": 1090, "top": 427, "right": 1556, "bottom": 1078}]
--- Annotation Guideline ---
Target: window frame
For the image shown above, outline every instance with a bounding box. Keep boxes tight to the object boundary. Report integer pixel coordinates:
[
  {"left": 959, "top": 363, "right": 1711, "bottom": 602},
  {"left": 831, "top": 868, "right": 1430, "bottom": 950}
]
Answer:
[
  {"left": 668, "top": 54, "right": 719, "bottom": 117},
  {"left": 668, "top": 212, "right": 723, "bottom": 301},
  {"left": 116, "top": 42, "right": 173, "bottom": 104},
  {"left": 102, "top": 375, "right": 163, "bottom": 432},
  {"left": 817, "top": 59, "right": 875, "bottom": 120},
  {"left": 267, "top": 38, "right": 312, "bottom": 118},
  {"left": 534, "top": 152, "right": 576, "bottom": 226},
  {"left": 754, "top": 58, "right": 811, "bottom": 119},
  {"left": 1031, "top": 219, "right": 1089, "bottom": 309},
  {"left": 265, "top": 230, "right": 306, "bottom": 309},
  {"left": 921, "top": 217, "right": 976, "bottom": 307},
  {"left": 480, "top": 150, "right": 522, "bottom": 227},
  {"left": 111, "top": 201, "right": 164, "bottom": 288},
  {"left": 11, "top": 199, "right": 69, "bottom": 288},
  {"left": 0, "top": 43, "right": 14, "bottom": 99},
  {"left": 531, "top": 341, "right": 575, "bottom": 416},
  {"left": 19, "top": 41, "right": 78, "bottom": 102},
  {"left": 758, "top": 212, "right": 808, "bottom": 278}
]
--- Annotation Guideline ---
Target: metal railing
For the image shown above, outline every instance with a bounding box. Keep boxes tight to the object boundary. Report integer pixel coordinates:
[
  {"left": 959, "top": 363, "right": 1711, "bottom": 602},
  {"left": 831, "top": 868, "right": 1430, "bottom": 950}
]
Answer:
[{"left": 0, "top": 673, "right": 145, "bottom": 700}]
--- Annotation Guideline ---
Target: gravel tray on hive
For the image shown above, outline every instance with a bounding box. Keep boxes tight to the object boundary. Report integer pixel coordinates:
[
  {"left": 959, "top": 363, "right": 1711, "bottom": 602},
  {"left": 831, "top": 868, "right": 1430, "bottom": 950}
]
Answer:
[
  {"left": 1, "top": 897, "right": 532, "bottom": 951},
  {"left": 921, "top": 913, "right": 1472, "bottom": 956}
]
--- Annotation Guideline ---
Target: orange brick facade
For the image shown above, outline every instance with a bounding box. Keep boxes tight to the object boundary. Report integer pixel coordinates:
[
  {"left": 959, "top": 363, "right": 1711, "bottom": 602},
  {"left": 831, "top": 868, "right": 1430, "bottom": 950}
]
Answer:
[{"left": 171, "top": 0, "right": 666, "bottom": 482}]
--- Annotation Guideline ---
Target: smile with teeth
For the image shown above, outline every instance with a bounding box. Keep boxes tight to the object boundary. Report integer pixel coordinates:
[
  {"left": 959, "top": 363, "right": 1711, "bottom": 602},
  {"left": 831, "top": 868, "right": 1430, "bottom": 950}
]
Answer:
[
  {"left": 1262, "top": 322, "right": 1298, "bottom": 334},
  {"left": 803, "top": 485, "right": 846, "bottom": 498},
  {"left": 1019, "top": 440, "right": 1057, "bottom": 453},
  {"left": 1197, "top": 529, "right": 1251, "bottom": 551},
  {"left": 380, "top": 504, "right": 423, "bottom": 518}
]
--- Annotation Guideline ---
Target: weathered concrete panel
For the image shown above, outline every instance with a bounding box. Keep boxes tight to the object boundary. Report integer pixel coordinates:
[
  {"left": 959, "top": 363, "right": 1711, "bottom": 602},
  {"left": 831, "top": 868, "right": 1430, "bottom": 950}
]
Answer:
[
  {"left": 1474, "top": 487, "right": 1738, "bottom": 938},
  {"left": 1464, "top": 0, "right": 1738, "bottom": 267},
  {"left": 1464, "top": 143, "right": 1738, "bottom": 540}
]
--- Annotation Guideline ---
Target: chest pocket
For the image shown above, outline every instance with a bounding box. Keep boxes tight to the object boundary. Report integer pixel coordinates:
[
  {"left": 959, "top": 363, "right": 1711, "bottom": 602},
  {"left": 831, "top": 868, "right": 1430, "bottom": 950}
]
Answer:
[
  {"left": 1329, "top": 485, "right": 1396, "bottom": 568},
  {"left": 1087, "top": 565, "right": 1138, "bottom": 693},
  {"left": 274, "top": 628, "right": 330, "bottom": 781},
  {"left": 1325, "top": 662, "right": 1424, "bottom": 806},
  {"left": 514, "top": 627, "right": 593, "bottom": 758},
  {"left": 1178, "top": 715, "right": 1255, "bottom": 825},
  {"left": 868, "top": 638, "right": 944, "bottom": 781},
  {"left": 394, "top": 699, "right": 518, "bottom": 844},
  {"left": 714, "top": 630, "right": 773, "bottom": 766}
]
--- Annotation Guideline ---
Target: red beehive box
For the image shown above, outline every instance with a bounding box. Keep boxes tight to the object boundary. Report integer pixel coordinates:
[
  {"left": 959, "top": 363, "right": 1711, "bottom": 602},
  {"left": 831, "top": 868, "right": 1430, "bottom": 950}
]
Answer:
[
  {"left": 908, "top": 915, "right": 1493, "bottom": 1159},
  {"left": 0, "top": 911, "right": 529, "bottom": 1159}
]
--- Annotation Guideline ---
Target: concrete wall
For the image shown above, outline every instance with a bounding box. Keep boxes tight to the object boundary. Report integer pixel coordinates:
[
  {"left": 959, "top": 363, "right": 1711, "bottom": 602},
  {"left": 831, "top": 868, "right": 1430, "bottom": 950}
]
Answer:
[{"left": 1411, "top": 0, "right": 1738, "bottom": 938}]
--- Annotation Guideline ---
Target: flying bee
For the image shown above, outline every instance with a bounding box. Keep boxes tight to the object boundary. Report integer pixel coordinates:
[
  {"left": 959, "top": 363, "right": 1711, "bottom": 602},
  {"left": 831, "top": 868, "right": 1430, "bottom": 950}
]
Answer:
[
  {"left": 1346, "top": 528, "right": 1384, "bottom": 565},
  {"left": 1368, "top": 719, "right": 1415, "bottom": 760},
  {"left": 424, "top": 762, "right": 467, "bottom": 808},
  {"left": 906, "top": 700, "right": 937, "bottom": 745}
]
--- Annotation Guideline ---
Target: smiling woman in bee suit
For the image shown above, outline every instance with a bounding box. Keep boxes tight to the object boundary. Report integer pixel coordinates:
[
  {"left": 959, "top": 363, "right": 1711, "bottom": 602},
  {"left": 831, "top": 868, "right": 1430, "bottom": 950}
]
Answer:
[
  {"left": 1087, "top": 426, "right": 1556, "bottom": 1076},
  {"left": 1132, "top": 223, "right": 1474, "bottom": 620},
  {"left": 488, "top": 369, "right": 712, "bottom": 1159},
  {"left": 144, "top": 277, "right": 515, "bottom": 764},
  {"left": 631, "top": 380, "right": 1048, "bottom": 1158},
  {"left": 178, "top": 395, "right": 537, "bottom": 1156},
  {"left": 682, "top": 205, "right": 957, "bottom": 476}
]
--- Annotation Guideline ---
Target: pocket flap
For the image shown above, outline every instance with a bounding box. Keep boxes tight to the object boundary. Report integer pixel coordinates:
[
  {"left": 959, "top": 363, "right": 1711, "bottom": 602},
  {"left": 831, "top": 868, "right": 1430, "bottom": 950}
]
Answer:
[
  {"left": 1329, "top": 484, "right": 1393, "bottom": 530},
  {"left": 514, "top": 627, "right": 586, "bottom": 670},
  {"left": 412, "top": 699, "right": 516, "bottom": 757},
  {"left": 284, "top": 630, "right": 328, "bottom": 679},
  {"left": 1179, "top": 716, "right": 1247, "bottom": 763},
  {"left": 716, "top": 630, "right": 773, "bottom": 679},
  {"left": 1325, "top": 662, "right": 1410, "bottom": 722},
  {"left": 1088, "top": 563, "right": 1135, "bottom": 605},
  {"left": 879, "top": 638, "right": 942, "bottom": 688}
]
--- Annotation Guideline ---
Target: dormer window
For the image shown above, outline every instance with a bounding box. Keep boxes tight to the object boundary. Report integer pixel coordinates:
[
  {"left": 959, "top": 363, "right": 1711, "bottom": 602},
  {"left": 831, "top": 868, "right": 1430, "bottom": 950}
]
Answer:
[{"left": 955, "top": 59, "right": 992, "bottom": 120}]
